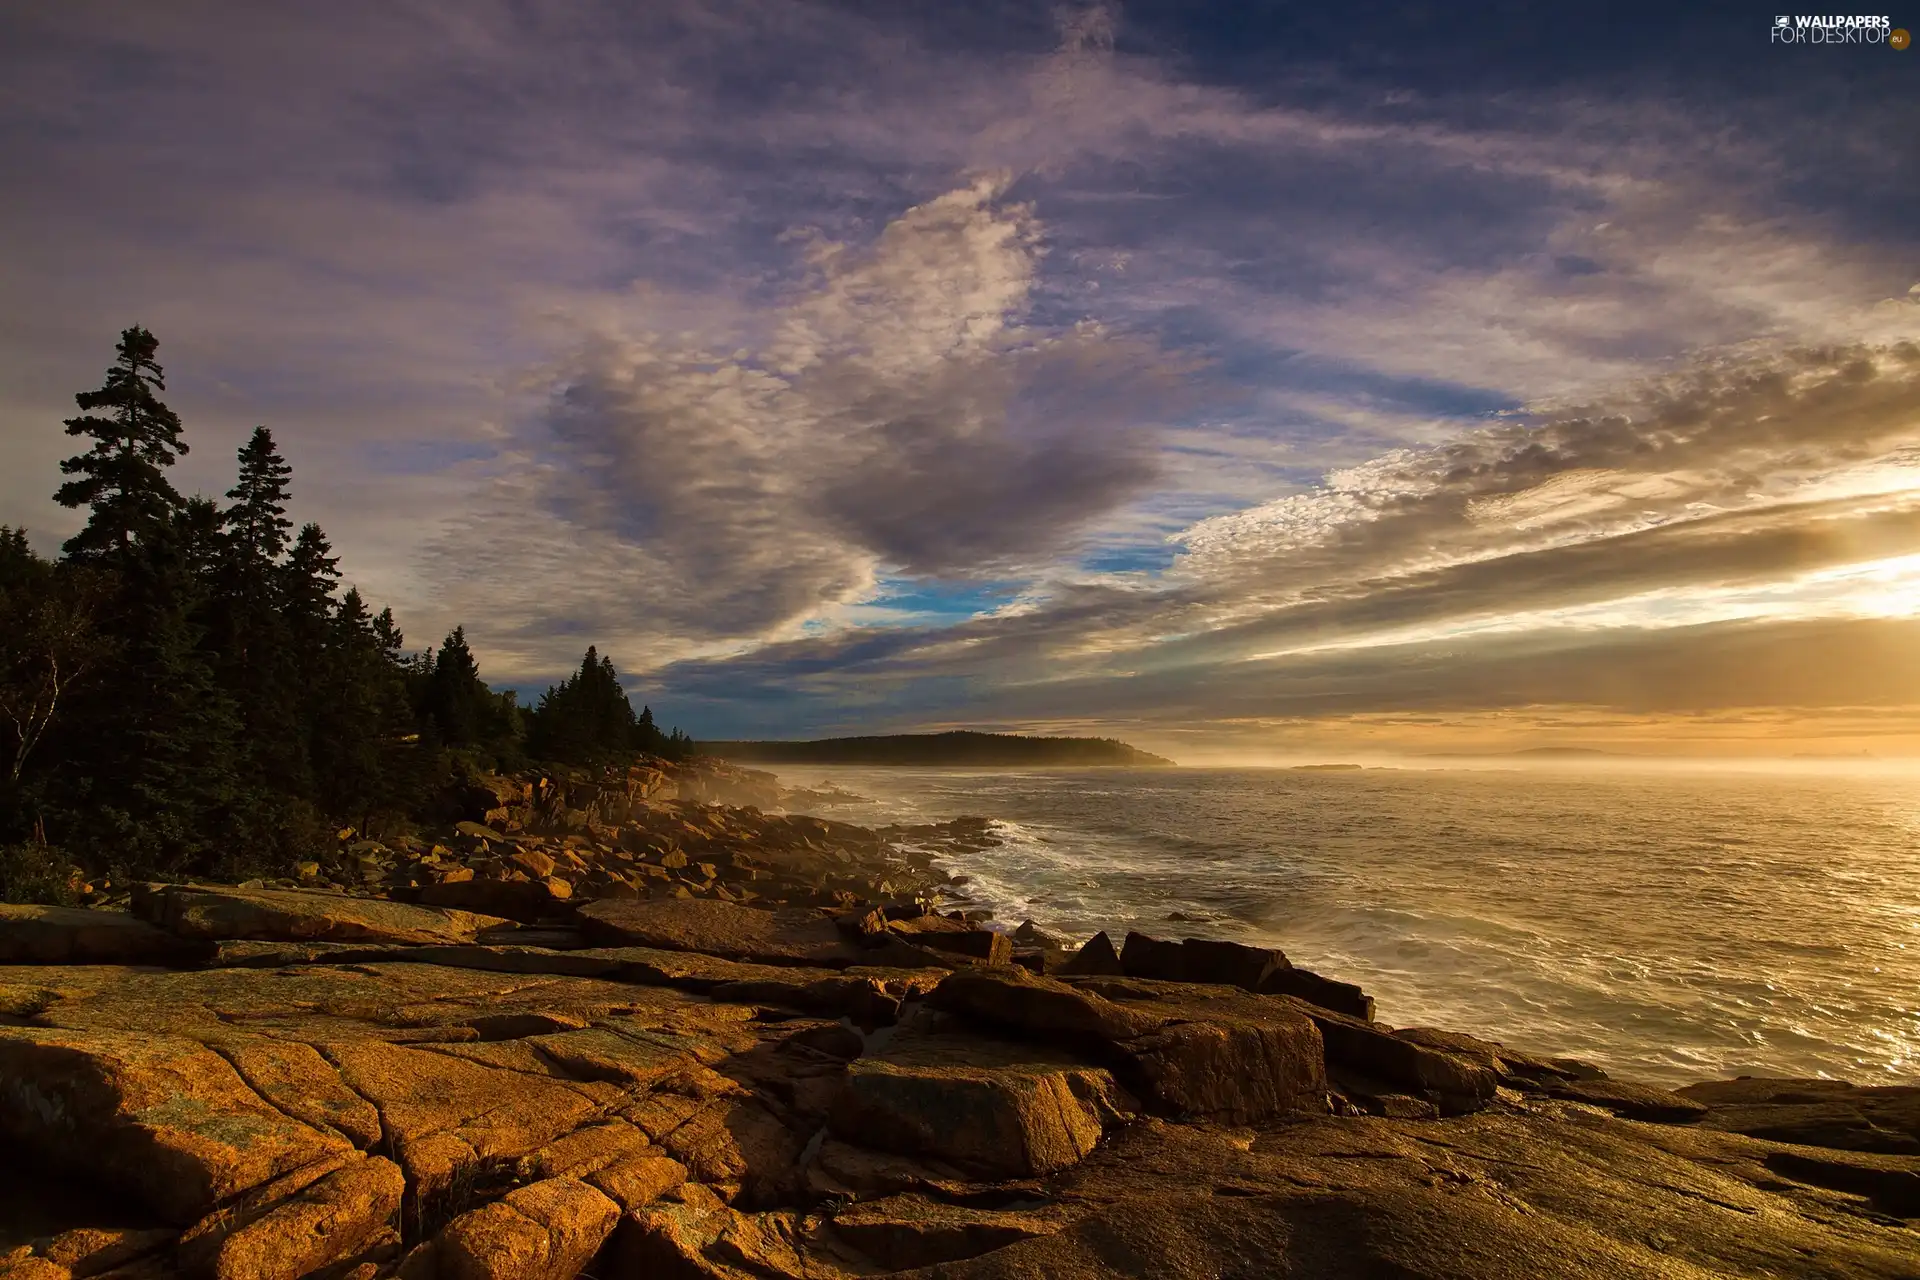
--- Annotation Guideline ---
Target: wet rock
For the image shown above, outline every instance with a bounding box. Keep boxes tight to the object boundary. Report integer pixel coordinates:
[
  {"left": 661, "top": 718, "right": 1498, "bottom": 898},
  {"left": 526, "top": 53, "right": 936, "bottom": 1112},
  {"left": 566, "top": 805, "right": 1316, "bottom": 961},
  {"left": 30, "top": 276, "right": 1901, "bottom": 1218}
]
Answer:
[
  {"left": 1056, "top": 931, "right": 1123, "bottom": 977},
  {"left": 0, "top": 904, "right": 205, "bottom": 967},
  {"left": 0, "top": 1025, "right": 352, "bottom": 1223},
  {"left": 577, "top": 898, "right": 866, "bottom": 968},
  {"left": 435, "top": 1178, "right": 619, "bottom": 1280},
  {"left": 133, "top": 884, "right": 507, "bottom": 947},
  {"left": 1257, "top": 966, "right": 1375, "bottom": 1021},
  {"left": 1120, "top": 932, "right": 1287, "bottom": 990}
]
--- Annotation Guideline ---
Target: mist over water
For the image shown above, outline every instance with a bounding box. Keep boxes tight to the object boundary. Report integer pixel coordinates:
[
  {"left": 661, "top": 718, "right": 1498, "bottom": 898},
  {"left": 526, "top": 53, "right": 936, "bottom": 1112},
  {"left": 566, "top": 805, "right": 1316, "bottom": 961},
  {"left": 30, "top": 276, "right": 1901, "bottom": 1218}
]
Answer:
[{"left": 780, "top": 764, "right": 1920, "bottom": 1087}]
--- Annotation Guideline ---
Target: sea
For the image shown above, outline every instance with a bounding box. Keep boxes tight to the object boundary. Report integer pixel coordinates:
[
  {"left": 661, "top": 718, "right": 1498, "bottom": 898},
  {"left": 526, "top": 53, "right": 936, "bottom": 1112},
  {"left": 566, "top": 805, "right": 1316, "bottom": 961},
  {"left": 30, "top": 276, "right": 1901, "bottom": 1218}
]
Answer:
[{"left": 771, "top": 763, "right": 1920, "bottom": 1087}]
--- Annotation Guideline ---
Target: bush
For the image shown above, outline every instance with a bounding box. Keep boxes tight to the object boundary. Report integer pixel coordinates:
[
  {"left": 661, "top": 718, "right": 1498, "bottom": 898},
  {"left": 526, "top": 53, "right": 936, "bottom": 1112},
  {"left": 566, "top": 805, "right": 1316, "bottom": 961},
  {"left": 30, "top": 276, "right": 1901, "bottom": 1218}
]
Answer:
[{"left": 0, "top": 843, "right": 84, "bottom": 905}]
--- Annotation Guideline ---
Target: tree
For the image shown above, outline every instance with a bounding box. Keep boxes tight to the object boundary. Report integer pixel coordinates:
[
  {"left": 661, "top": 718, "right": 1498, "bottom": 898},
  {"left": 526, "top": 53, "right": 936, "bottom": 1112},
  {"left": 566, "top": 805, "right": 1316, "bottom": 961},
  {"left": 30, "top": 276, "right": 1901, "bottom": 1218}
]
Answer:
[
  {"left": 420, "top": 626, "right": 511, "bottom": 748},
  {"left": 54, "top": 326, "right": 188, "bottom": 561},
  {"left": 224, "top": 427, "right": 294, "bottom": 565},
  {"left": 526, "top": 645, "right": 643, "bottom": 764},
  {"left": 0, "top": 531, "right": 111, "bottom": 785}
]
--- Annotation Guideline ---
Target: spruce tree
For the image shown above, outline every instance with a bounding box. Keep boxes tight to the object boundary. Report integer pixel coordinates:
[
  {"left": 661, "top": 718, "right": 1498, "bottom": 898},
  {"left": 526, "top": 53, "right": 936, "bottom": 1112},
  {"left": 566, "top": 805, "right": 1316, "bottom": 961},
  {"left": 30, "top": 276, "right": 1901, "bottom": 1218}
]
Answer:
[
  {"left": 211, "top": 431, "right": 304, "bottom": 798},
  {"left": 423, "top": 626, "right": 495, "bottom": 747},
  {"left": 224, "top": 428, "right": 294, "bottom": 564},
  {"left": 54, "top": 327, "right": 188, "bottom": 561}
]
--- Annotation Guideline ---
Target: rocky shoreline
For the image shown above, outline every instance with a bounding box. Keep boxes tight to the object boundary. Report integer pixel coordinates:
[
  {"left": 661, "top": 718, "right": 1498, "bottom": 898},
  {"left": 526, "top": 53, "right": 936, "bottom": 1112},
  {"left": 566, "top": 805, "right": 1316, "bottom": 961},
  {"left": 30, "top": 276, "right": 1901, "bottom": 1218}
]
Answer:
[{"left": 1, "top": 760, "right": 1916, "bottom": 1278}]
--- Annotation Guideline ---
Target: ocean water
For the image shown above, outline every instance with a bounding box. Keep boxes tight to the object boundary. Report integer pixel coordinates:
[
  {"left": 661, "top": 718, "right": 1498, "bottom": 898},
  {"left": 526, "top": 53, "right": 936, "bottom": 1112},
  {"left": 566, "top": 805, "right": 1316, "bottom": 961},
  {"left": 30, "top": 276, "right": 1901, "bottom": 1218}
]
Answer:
[{"left": 776, "top": 764, "right": 1920, "bottom": 1087}]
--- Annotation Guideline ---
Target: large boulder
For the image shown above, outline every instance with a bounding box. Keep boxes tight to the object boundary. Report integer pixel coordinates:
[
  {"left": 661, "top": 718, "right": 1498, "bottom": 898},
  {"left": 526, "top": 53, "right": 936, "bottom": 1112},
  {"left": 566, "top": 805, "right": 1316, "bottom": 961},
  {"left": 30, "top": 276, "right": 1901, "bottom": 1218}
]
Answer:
[
  {"left": 830, "top": 1027, "right": 1129, "bottom": 1179},
  {"left": 1120, "top": 932, "right": 1285, "bottom": 990},
  {"left": 0, "top": 1026, "right": 353, "bottom": 1223},
  {"left": 1265, "top": 995, "right": 1498, "bottom": 1112},
  {"left": 929, "top": 968, "right": 1326, "bottom": 1124},
  {"left": 133, "top": 884, "right": 508, "bottom": 947},
  {"left": 0, "top": 904, "right": 206, "bottom": 967},
  {"left": 576, "top": 898, "right": 866, "bottom": 968},
  {"left": 1258, "top": 966, "right": 1375, "bottom": 1021}
]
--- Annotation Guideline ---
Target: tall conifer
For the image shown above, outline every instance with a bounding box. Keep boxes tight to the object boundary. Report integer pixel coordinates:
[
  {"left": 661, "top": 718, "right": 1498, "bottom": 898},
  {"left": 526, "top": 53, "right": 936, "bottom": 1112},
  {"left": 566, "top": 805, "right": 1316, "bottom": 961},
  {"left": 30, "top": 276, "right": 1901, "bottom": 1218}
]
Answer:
[{"left": 54, "top": 327, "right": 188, "bottom": 561}]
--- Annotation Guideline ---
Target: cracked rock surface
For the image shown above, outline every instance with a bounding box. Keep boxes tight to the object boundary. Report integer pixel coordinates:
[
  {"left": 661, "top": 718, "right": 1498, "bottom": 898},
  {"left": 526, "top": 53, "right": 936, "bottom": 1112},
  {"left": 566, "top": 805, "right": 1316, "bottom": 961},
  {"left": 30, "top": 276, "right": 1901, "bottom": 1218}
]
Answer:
[{"left": 2, "top": 792, "right": 1917, "bottom": 1279}]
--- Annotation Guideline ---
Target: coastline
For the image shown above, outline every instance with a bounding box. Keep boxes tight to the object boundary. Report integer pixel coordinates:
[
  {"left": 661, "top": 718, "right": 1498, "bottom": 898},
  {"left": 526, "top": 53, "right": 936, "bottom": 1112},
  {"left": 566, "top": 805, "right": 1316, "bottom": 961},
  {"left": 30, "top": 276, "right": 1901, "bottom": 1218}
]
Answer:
[{"left": 1, "top": 757, "right": 1915, "bottom": 1278}]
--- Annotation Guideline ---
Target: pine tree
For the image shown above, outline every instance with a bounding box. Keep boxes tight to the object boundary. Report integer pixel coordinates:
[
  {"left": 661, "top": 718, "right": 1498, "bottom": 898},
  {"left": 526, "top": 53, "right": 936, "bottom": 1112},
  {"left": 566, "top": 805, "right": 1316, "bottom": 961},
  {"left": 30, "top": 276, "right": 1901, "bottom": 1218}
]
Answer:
[
  {"left": 224, "top": 428, "right": 294, "bottom": 564},
  {"left": 422, "top": 626, "right": 500, "bottom": 747},
  {"left": 76, "top": 513, "right": 242, "bottom": 876},
  {"left": 54, "top": 327, "right": 188, "bottom": 562}
]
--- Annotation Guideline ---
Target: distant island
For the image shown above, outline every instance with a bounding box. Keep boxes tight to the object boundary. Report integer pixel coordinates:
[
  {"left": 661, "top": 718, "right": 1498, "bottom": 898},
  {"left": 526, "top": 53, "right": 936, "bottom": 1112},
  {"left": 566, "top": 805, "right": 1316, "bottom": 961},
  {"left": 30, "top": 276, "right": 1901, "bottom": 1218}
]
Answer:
[{"left": 700, "top": 730, "right": 1175, "bottom": 767}]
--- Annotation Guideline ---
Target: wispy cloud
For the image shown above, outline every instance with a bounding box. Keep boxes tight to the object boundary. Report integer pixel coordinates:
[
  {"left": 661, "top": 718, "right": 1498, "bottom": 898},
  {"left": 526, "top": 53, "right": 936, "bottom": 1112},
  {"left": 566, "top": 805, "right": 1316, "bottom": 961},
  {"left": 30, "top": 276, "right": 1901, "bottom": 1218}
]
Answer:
[{"left": 2, "top": 0, "right": 1916, "bottom": 748}]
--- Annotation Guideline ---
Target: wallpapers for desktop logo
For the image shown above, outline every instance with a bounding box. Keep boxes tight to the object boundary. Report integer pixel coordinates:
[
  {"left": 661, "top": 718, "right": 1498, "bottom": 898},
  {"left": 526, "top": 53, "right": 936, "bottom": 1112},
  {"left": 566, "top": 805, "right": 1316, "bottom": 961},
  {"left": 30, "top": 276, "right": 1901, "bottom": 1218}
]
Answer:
[{"left": 1770, "top": 14, "right": 1909, "bottom": 44}]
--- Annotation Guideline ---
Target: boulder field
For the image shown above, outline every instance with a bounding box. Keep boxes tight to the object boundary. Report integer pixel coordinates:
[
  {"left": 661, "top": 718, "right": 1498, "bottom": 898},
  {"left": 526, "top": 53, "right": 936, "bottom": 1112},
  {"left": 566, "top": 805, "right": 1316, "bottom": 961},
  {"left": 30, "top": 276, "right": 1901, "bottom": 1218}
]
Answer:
[{"left": 2, "top": 782, "right": 1917, "bottom": 1278}]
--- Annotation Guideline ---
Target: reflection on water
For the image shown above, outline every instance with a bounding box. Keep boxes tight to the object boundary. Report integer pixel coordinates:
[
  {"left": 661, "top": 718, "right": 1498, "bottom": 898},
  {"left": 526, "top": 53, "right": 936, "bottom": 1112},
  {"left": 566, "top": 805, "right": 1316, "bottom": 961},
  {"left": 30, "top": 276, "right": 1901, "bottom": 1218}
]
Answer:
[{"left": 780, "top": 764, "right": 1920, "bottom": 1086}]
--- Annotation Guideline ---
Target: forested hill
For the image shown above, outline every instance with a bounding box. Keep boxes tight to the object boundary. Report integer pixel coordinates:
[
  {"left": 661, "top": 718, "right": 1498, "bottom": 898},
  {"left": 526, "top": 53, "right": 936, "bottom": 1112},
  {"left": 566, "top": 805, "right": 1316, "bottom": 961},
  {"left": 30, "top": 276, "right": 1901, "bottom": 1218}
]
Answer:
[{"left": 700, "top": 731, "right": 1175, "bottom": 767}]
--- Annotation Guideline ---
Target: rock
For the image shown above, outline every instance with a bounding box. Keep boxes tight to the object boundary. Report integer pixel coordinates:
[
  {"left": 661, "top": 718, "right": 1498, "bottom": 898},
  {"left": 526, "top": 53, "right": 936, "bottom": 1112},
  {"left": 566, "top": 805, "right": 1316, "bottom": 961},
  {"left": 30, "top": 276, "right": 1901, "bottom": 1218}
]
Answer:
[
  {"left": 830, "top": 1028, "right": 1127, "bottom": 1178},
  {"left": 210, "top": 1037, "right": 385, "bottom": 1149},
  {"left": 416, "top": 879, "right": 566, "bottom": 926},
  {"left": 827, "top": 1192, "right": 1061, "bottom": 1270},
  {"left": 576, "top": 898, "right": 866, "bottom": 968},
  {"left": 1056, "top": 931, "right": 1123, "bottom": 976},
  {"left": 1542, "top": 1077, "right": 1710, "bottom": 1124},
  {"left": 898, "top": 926, "right": 1012, "bottom": 966},
  {"left": 514, "top": 1121, "right": 653, "bottom": 1182},
  {"left": 317, "top": 1039, "right": 607, "bottom": 1198},
  {"left": 1677, "top": 1078, "right": 1920, "bottom": 1155},
  {"left": 0, "top": 904, "right": 205, "bottom": 967},
  {"left": 202, "top": 1156, "right": 404, "bottom": 1280},
  {"left": 1264, "top": 994, "right": 1498, "bottom": 1112},
  {"left": 932, "top": 968, "right": 1327, "bottom": 1124},
  {"left": 615, "top": 1199, "right": 813, "bottom": 1279},
  {"left": 661, "top": 1096, "right": 810, "bottom": 1206},
  {"left": 435, "top": 1178, "right": 620, "bottom": 1280},
  {"left": 1258, "top": 966, "right": 1375, "bottom": 1021},
  {"left": 1012, "top": 920, "right": 1063, "bottom": 948},
  {"left": 1120, "top": 932, "right": 1286, "bottom": 990},
  {"left": 586, "top": 1154, "right": 688, "bottom": 1210},
  {"left": 0, "top": 1025, "right": 352, "bottom": 1223},
  {"left": 133, "top": 884, "right": 507, "bottom": 947},
  {"left": 22, "top": 1227, "right": 173, "bottom": 1276}
]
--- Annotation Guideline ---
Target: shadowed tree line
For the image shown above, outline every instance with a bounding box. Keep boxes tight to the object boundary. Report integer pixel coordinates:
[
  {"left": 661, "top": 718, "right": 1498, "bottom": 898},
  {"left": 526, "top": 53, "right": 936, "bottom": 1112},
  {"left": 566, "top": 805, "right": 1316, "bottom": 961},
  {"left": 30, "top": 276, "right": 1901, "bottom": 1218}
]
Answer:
[{"left": 0, "top": 327, "right": 691, "bottom": 899}]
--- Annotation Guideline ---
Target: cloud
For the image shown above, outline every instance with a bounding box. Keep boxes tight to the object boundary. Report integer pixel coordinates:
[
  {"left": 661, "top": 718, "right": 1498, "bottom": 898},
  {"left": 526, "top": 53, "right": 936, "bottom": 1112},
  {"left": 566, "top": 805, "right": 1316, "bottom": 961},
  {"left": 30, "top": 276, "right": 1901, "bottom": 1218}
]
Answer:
[
  {"left": 4, "top": 0, "right": 1919, "bottom": 750},
  {"left": 421, "top": 179, "right": 1185, "bottom": 667}
]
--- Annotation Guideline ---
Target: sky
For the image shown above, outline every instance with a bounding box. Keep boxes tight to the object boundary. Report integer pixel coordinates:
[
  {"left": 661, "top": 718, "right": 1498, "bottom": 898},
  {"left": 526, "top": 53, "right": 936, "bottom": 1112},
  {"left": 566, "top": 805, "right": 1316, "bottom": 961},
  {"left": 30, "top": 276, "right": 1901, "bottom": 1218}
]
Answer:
[{"left": 3, "top": 1, "right": 1918, "bottom": 760}]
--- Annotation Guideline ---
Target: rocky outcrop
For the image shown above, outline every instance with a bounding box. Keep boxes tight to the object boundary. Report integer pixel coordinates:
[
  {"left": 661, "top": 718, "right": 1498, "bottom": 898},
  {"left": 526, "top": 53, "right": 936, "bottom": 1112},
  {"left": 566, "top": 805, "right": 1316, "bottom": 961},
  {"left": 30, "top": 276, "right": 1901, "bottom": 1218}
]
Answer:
[
  {"left": 577, "top": 898, "right": 866, "bottom": 968},
  {"left": 3, "top": 800, "right": 1917, "bottom": 1280},
  {"left": 0, "top": 903, "right": 206, "bottom": 966},
  {"left": 133, "top": 884, "right": 508, "bottom": 947}
]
